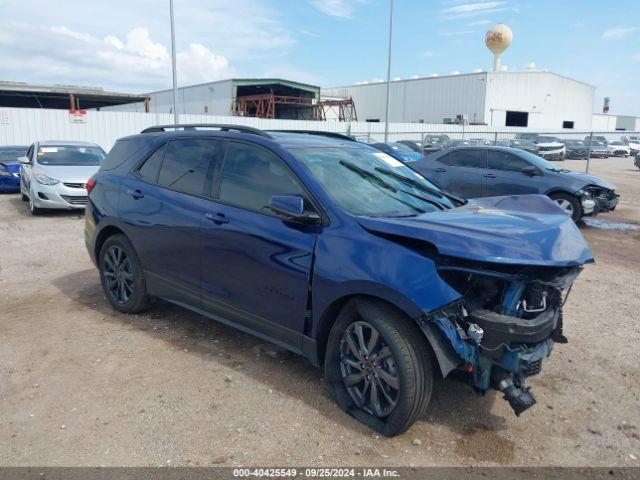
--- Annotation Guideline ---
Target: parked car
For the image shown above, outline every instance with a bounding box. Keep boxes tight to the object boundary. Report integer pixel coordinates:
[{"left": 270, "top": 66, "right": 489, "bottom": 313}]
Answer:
[
  {"left": 562, "top": 139, "right": 590, "bottom": 160},
  {"left": 0, "top": 145, "right": 27, "bottom": 192},
  {"left": 635, "top": 152, "right": 640, "bottom": 170},
  {"left": 397, "top": 140, "right": 424, "bottom": 153},
  {"left": 19, "top": 141, "right": 106, "bottom": 215},
  {"left": 514, "top": 134, "right": 566, "bottom": 160},
  {"left": 622, "top": 135, "right": 640, "bottom": 155},
  {"left": 86, "top": 124, "right": 592, "bottom": 436},
  {"left": 508, "top": 138, "right": 538, "bottom": 154},
  {"left": 608, "top": 141, "right": 630, "bottom": 157},
  {"left": 411, "top": 146, "right": 618, "bottom": 222},
  {"left": 420, "top": 134, "right": 450, "bottom": 154},
  {"left": 371, "top": 142, "right": 423, "bottom": 162},
  {"left": 583, "top": 140, "right": 609, "bottom": 158},
  {"left": 584, "top": 135, "right": 609, "bottom": 146}
]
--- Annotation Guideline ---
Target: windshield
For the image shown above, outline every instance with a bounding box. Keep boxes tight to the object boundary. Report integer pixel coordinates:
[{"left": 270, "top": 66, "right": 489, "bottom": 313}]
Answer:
[
  {"left": 292, "top": 146, "right": 456, "bottom": 217},
  {"left": 36, "top": 145, "right": 105, "bottom": 166},
  {"left": 610, "top": 141, "right": 624, "bottom": 146},
  {"left": 564, "top": 141, "right": 583, "bottom": 146},
  {"left": 0, "top": 148, "right": 27, "bottom": 162},
  {"left": 537, "top": 136, "right": 560, "bottom": 143}
]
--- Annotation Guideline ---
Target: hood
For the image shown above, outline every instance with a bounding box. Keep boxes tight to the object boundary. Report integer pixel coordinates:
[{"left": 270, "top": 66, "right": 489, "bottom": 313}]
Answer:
[
  {"left": 554, "top": 169, "right": 616, "bottom": 190},
  {"left": 36, "top": 164, "right": 99, "bottom": 183},
  {"left": 358, "top": 195, "right": 594, "bottom": 267},
  {"left": 1, "top": 161, "right": 21, "bottom": 174}
]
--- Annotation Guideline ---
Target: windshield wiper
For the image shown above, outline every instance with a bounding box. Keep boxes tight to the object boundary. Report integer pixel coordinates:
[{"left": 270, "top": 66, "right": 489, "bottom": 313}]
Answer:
[
  {"left": 373, "top": 167, "right": 465, "bottom": 206},
  {"left": 339, "top": 160, "right": 446, "bottom": 211},
  {"left": 338, "top": 160, "right": 427, "bottom": 214}
]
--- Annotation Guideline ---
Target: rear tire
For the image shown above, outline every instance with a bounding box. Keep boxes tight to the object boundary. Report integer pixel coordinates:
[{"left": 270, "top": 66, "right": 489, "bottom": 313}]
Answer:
[
  {"left": 324, "top": 298, "right": 434, "bottom": 437},
  {"left": 99, "top": 234, "right": 153, "bottom": 313},
  {"left": 550, "top": 192, "right": 582, "bottom": 222}
]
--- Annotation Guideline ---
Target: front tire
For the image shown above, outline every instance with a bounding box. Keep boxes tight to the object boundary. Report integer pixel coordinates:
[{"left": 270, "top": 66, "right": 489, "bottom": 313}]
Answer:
[
  {"left": 550, "top": 192, "right": 582, "bottom": 222},
  {"left": 99, "top": 234, "right": 153, "bottom": 313},
  {"left": 28, "top": 191, "right": 42, "bottom": 215},
  {"left": 324, "top": 298, "right": 434, "bottom": 437}
]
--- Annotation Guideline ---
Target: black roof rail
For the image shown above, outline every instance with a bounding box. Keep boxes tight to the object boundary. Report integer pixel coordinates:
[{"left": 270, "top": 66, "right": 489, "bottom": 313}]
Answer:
[
  {"left": 140, "top": 124, "right": 272, "bottom": 138},
  {"left": 267, "top": 130, "right": 357, "bottom": 142}
]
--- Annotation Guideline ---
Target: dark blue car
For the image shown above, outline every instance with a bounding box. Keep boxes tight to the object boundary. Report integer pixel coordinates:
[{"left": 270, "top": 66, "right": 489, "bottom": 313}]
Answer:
[
  {"left": 412, "top": 146, "right": 618, "bottom": 222},
  {"left": 85, "top": 125, "right": 592, "bottom": 436},
  {"left": 0, "top": 145, "right": 27, "bottom": 192}
]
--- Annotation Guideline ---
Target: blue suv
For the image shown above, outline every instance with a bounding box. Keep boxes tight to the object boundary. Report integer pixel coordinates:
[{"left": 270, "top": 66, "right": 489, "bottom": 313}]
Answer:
[{"left": 86, "top": 124, "right": 593, "bottom": 436}]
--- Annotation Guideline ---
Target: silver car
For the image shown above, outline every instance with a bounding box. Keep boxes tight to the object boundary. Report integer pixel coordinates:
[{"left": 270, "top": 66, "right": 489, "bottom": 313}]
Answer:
[{"left": 19, "top": 141, "right": 105, "bottom": 215}]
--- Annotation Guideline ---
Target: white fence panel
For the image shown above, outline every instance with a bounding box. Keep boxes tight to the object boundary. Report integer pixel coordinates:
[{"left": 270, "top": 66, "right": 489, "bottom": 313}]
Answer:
[{"left": 0, "top": 107, "right": 629, "bottom": 151}]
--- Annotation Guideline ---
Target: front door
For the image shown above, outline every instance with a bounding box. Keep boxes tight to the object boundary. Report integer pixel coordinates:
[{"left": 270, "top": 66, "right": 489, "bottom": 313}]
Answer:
[
  {"left": 482, "top": 150, "right": 542, "bottom": 197},
  {"left": 200, "top": 141, "right": 319, "bottom": 350}
]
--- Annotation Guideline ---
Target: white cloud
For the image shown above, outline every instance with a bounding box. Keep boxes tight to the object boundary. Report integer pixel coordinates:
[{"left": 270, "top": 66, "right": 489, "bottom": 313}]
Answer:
[
  {"left": 300, "top": 29, "right": 320, "bottom": 38},
  {"left": 441, "top": 1, "right": 510, "bottom": 19},
  {"left": 0, "top": 22, "right": 234, "bottom": 90},
  {"left": 633, "top": 53, "right": 640, "bottom": 62},
  {"left": 310, "top": 0, "right": 368, "bottom": 19},
  {"left": 601, "top": 27, "right": 638, "bottom": 40},
  {"left": 467, "top": 19, "right": 492, "bottom": 27},
  {"left": 422, "top": 50, "right": 435, "bottom": 57}
]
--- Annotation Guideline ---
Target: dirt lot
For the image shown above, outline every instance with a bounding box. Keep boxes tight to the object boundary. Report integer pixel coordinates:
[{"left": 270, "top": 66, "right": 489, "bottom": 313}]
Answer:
[{"left": 1, "top": 156, "right": 639, "bottom": 467}]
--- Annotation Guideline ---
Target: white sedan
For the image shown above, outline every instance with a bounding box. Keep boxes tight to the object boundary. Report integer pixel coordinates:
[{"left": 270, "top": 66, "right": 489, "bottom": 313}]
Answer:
[
  {"left": 19, "top": 141, "right": 105, "bottom": 215},
  {"left": 608, "top": 141, "right": 630, "bottom": 157}
]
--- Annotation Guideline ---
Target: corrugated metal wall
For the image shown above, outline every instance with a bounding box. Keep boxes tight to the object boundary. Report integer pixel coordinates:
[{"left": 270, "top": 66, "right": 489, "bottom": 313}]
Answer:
[{"left": 0, "top": 107, "right": 626, "bottom": 152}]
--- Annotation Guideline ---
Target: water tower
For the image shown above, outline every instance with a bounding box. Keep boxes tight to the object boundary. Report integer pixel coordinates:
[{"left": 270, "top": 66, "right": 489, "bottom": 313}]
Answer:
[{"left": 485, "top": 23, "right": 513, "bottom": 72}]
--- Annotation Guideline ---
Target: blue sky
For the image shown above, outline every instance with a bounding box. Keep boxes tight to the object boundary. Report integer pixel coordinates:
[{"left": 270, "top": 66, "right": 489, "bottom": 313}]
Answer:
[{"left": 1, "top": 0, "right": 639, "bottom": 114}]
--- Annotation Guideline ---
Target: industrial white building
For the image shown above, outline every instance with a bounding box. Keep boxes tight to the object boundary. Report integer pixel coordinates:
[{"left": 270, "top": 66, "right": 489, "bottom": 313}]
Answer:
[
  {"left": 104, "top": 78, "right": 321, "bottom": 120},
  {"left": 322, "top": 70, "right": 596, "bottom": 130}
]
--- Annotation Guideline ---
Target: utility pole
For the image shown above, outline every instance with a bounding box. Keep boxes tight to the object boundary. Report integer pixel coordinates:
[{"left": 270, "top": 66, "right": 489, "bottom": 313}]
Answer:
[
  {"left": 383, "top": 0, "right": 394, "bottom": 142},
  {"left": 170, "top": 0, "right": 179, "bottom": 125}
]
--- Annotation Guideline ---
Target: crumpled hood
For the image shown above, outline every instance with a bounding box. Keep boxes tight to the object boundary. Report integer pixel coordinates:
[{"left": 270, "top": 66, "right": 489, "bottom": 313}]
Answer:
[
  {"left": 37, "top": 164, "right": 99, "bottom": 183},
  {"left": 358, "top": 195, "right": 594, "bottom": 267},
  {"left": 557, "top": 170, "right": 616, "bottom": 190}
]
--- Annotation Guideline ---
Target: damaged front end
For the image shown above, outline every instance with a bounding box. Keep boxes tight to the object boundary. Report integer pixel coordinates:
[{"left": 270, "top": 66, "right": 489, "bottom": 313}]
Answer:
[{"left": 419, "top": 260, "right": 581, "bottom": 416}]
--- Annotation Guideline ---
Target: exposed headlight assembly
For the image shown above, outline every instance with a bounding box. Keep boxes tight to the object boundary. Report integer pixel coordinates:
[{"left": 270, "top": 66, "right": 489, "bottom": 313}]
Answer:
[{"left": 33, "top": 169, "right": 60, "bottom": 186}]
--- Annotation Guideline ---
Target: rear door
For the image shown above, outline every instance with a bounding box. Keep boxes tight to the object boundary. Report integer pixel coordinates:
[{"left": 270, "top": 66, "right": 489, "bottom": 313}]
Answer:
[
  {"left": 482, "top": 150, "right": 542, "bottom": 197},
  {"left": 199, "top": 140, "right": 319, "bottom": 349},
  {"left": 119, "top": 137, "right": 225, "bottom": 306},
  {"left": 432, "top": 149, "right": 485, "bottom": 198}
]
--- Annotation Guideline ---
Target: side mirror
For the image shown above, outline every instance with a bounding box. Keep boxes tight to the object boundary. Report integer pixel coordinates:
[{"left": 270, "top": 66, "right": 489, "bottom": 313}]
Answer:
[
  {"left": 521, "top": 165, "right": 539, "bottom": 176},
  {"left": 17, "top": 156, "right": 30, "bottom": 164},
  {"left": 269, "top": 195, "right": 321, "bottom": 225}
]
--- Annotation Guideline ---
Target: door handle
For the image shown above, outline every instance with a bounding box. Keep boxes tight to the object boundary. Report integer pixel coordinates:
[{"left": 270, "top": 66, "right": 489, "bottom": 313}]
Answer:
[
  {"left": 205, "top": 212, "right": 230, "bottom": 225},
  {"left": 434, "top": 168, "right": 447, "bottom": 173},
  {"left": 483, "top": 174, "right": 497, "bottom": 178},
  {"left": 126, "top": 189, "right": 144, "bottom": 199}
]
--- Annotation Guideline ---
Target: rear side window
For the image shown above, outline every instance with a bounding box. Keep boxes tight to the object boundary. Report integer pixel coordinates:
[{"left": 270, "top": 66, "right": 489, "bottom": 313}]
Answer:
[
  {"left": 157, "top": 139, "right": 220, "bottom": 196},
  {"left": 487, "top": 151, "right": 532, "bottom": 172},
  {"left": 101, "top": 138, "right": 149, "bottom": 171},
  {"left": 218, "top": 142, "right": 305, "bottom": 214},
  {"left": 440, "top": 150, "right": 485, "bottom": 168},
  {"left": 137, "top": 145, "right": 165, "bottom": 183}
]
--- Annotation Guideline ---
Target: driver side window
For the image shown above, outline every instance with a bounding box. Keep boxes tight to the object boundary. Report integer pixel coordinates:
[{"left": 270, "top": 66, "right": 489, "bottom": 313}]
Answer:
[
  {"left": 487, "top": 151, "right": 532, "bottom": 172},
  {"left": 217, "top": 142, "right": 308, "bottom": 216}
]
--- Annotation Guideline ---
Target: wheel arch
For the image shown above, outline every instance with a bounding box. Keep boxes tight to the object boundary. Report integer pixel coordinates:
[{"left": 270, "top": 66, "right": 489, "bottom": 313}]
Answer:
[
  {"left": 94, "top": 224, "right": 127, "bottom": 262},
  {"left": 312, "top": 294, "right": 457, "bottom": 378}
]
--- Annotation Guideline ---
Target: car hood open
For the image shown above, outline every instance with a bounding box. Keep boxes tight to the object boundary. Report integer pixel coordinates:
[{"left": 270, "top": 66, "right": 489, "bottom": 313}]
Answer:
[{"left": 358, "top": 195, "right": 594, "bottom": 267}]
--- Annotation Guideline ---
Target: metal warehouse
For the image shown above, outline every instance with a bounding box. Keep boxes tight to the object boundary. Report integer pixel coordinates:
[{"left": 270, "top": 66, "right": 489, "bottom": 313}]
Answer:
[
  {"left": 106, "top": 78, "right": 322, "bottom": 120},
  {"left": 322, "top": 70, "right": 595, "bottom": 130}
]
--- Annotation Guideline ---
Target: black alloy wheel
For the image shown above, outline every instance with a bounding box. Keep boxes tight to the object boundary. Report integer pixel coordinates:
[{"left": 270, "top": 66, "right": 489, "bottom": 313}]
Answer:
[
  {"left": 339, "top": 321, "right": 399, "bottom": 418},
  {"left": 102, "top": 245, "right": 134, "bottom": 304}
]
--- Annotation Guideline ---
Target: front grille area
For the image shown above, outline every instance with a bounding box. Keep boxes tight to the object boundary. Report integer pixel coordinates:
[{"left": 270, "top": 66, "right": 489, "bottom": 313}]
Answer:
[
  {"left": 63, "top": 182, "right": 86, "bottom": 189},
  {"left": 538, "top": 145, "right": 562, "bottom": 152},
  {"left": 60, "top": 195, "right": 87, "bottom": 206}
]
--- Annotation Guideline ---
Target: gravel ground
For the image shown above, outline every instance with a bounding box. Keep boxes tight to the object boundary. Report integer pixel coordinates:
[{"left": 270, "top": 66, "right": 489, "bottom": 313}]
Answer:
[{"left": 1, "top": 156, "right": 639, "bottom": 467}]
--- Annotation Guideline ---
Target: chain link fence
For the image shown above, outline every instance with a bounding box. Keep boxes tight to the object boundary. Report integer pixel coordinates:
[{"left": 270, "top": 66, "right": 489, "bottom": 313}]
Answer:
[{"left": 349, "top": 129, "right": 640, "bottom": 174}]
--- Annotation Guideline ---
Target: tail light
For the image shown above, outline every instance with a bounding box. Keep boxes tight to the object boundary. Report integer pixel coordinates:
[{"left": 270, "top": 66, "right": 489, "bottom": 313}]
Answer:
[{"left": 86, "top": 177, "right": 96, "bottom": 194}]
